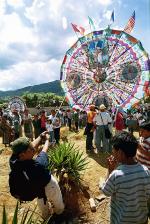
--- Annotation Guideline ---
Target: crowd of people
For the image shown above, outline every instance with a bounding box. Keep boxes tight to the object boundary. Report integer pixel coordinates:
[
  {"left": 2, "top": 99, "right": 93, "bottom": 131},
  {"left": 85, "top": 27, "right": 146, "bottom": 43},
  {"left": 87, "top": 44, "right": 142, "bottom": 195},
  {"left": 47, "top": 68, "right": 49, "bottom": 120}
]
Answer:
[
  {"left": 0, "top": 103, "right": 150, "bottom": 223},
  {"left": 0, "top": 104, "right": 150, "bottom": 149}
]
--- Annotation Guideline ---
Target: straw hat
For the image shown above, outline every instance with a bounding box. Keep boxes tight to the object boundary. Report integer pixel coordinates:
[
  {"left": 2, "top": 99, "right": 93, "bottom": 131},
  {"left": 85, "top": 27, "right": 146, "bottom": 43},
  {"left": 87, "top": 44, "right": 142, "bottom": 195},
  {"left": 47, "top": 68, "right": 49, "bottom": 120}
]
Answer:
[
  {"left": 99, "top": 104, "right": 106, "bottom": 110},
  {"left": 89, "top": 104, "right": 95, "bottom": 110}
]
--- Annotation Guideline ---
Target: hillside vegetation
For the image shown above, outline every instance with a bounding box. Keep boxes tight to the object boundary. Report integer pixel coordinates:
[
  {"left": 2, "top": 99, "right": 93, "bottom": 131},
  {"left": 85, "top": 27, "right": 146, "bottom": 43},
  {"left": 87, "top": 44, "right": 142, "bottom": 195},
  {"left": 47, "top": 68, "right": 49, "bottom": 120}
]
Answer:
[{"left": 0, "top": 80, "right": 64, "bottom": 98}]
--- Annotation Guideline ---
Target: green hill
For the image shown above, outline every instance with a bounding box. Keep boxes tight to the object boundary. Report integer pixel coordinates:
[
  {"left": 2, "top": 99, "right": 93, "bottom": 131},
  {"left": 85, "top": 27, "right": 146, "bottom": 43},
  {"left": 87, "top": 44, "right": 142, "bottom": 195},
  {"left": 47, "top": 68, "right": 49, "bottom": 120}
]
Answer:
[{"left": 0, "top": 80, "right": 65, "bottom": 98}]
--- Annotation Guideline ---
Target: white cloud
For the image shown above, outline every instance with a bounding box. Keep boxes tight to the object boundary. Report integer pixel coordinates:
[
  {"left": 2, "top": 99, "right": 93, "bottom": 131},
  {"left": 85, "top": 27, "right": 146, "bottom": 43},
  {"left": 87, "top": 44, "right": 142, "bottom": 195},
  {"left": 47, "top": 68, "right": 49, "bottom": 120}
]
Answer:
[
  {"left": 0, "top": 0, "right": 6, "bottom": 16},
  {"left": 0, "top": 13, "right": 37, "bottom": 48},
  {"left": 0, "top": 59, "right": 61, "bottom": 90},
  {"left": 7, "top": 0, "right": 25, "bottom": 8},
  {"left": 36, "top": 1, "right": 45, "bottom": 8},
  {"left": 62, "top": 16, "right": 67, "bottom": 30},
  {"left": 66, "top": 36, "right": 77, "bottom": 48},
  {"left": 25, "top": 0, "right": 63, "bottom": 25},
  {"left": 103, "top": 10, "right": 112, "bottom": 20},
  {"left": 97, "top": 0, "right": 113, "bottom": 6}
]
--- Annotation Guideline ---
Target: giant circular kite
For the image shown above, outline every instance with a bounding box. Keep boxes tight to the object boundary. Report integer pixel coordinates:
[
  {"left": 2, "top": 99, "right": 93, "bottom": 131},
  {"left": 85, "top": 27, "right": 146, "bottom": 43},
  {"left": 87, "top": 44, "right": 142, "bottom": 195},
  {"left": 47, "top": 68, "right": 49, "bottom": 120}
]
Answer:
[
  {"left": 60, "top": 27, "right": 150, "bottom": 110},
  {"left": 8, "top": 96, "right": 25, "bottom": 112}
]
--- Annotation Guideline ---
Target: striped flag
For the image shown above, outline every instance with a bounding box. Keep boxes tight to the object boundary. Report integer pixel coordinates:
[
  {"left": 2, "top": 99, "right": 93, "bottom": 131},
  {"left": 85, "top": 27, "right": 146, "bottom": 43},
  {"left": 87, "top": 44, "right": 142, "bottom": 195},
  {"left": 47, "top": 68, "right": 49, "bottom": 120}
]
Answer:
[
  {"left": 124, "top": 11, "right": 135, "bottom": 34},
  {"left": 71, "top": 23, "right": 85, "bottom": 35}
]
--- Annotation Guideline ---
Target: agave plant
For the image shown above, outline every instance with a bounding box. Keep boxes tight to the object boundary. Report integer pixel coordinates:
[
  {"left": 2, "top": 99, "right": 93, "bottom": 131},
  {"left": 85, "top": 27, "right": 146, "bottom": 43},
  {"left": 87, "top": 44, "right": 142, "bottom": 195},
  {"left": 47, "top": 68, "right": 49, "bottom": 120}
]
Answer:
[
  {"left": 48, "top": 142, "right": 89, "bottom": 187},
  {"left": 2, "top": 202, "right": 49, "bottom": 224}
]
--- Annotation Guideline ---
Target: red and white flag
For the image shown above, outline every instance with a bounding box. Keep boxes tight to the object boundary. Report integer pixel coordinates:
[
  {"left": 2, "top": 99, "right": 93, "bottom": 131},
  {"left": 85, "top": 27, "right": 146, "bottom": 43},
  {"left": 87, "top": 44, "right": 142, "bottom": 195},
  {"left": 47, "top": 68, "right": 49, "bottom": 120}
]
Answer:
[
  {"left": 71, "top": 23, "right": 85, "bottom": 35},
  {"left": 124, "top": 11, "right": 135, "bottom": 34}
]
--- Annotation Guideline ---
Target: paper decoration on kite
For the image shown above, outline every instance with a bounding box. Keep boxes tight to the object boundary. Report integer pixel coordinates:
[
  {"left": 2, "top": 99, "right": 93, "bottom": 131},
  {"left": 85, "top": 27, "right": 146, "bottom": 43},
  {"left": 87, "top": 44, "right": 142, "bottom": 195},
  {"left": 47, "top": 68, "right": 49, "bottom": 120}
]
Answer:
[
  {"left": 8, "top": 97, "right": 25, "bottom": 112},
  {"left": 60, "top": 26, "right": 150, "bottom": 111}
]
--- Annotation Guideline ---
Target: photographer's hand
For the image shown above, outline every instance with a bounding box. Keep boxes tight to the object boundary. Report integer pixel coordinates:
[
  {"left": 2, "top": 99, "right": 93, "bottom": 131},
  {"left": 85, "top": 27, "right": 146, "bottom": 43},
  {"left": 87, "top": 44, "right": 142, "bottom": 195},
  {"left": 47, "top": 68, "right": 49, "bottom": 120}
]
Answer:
[
  {"left": 105, "top": 155, "right": 118, "bottom": 180},
  {"left": 32, "top": 131, "right": 49, "bottom": 149},
  {"left": 107, "top": 155, "right": 118, "bottom": 173},
  {"left": 40, "top": 131, "right": 49, "bottom": 139},
  {"left": 42, "top": 133, "right": 50, "bottom": 153}
]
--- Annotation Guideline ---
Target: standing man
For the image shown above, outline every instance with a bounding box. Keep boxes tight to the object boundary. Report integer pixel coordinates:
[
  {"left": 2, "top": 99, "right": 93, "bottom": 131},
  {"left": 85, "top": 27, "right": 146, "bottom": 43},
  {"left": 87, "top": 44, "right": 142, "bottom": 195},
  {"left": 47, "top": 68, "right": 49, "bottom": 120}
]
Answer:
[
  {"left": 72, "top": 109, "right": 80, "bottom": 132},
  {"left": 114, "top": 109, "right": 125, "bottom": 134},
  {"left": 23, "top": 108, "right": 33, "bottom": 141},
  {"left": 10, "top": 109, "right": 22, "bottom": 140},
  {"left": 85, "top": 105, "right": 96, "bottom": 153},
  {"left": 93, "top": 104, "right": 112, "bottom": 152},
  {"left": 49, "top": 109, "right": 61, "bottom": 144}
]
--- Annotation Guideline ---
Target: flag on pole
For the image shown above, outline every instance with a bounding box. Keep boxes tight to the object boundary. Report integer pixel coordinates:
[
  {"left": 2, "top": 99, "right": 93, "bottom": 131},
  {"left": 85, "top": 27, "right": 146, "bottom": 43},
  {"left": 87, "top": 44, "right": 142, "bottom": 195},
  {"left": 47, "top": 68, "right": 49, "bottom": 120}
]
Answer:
[
  {"left": 110, "top": 10, "right": 115, "bottom": 23},
  {"left": 124, "top": 11, "right": 135, "bottom": 34},
  {"left": 88, "top": 16, "right": 96, "bottom": 30},
  {"left": 71, "top": 23, "right": 85, "bottom": 35}
]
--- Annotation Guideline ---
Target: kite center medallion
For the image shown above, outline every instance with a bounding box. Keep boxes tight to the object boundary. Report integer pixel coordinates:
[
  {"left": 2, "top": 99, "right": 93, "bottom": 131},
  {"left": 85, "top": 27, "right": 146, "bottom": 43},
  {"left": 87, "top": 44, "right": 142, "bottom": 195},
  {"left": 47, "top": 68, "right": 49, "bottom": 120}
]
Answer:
[{"left": 93, "top": 67, "right": 107, "bottom": 83}]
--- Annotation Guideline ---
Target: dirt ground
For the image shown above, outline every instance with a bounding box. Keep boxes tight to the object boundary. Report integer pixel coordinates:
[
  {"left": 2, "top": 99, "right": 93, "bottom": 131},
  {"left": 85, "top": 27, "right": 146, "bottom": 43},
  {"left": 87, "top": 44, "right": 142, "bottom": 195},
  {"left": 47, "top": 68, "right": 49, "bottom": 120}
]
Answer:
[{"left": 0, "top": 128, "right": 149, "bottom": 224}]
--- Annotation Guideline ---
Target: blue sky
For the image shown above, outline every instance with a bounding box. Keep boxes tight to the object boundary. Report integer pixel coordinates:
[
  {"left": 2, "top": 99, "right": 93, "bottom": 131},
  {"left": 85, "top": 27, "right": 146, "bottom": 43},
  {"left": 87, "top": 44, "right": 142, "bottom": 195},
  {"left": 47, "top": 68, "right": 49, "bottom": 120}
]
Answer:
[{"left": 0, "top": 0, "right": 149, "bottom": 91}]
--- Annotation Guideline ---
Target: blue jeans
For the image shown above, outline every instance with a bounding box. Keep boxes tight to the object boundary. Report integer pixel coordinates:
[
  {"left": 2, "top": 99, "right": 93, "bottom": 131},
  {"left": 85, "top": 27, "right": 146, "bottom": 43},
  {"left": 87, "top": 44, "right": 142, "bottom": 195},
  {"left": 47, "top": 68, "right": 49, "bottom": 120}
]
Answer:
[{"left": 49, "top": 131, "right": 54, "bottom": 143}]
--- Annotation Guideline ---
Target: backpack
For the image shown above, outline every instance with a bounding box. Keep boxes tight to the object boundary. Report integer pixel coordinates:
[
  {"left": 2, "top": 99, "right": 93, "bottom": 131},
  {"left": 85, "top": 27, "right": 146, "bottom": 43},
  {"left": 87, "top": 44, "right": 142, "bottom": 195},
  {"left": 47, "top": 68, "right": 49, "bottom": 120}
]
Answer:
[{"left": 9, "top": 168, "right": 45, "bottom": 201}]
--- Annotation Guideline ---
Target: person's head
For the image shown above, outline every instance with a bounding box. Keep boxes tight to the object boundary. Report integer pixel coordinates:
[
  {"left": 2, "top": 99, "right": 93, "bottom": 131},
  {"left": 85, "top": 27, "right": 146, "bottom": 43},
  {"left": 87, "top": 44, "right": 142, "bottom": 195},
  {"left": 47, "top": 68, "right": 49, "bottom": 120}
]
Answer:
[
  {"left": 34, "top": 114, "right": 38, "bottom": 119},
  {"left": 12, "top": 109, "right": 18, "bottom": 114},
  {"left": 11, "top": 137, "right": 35, "bottom": 160},
  {"left": 99, "top": 104, "right": 106, "bottom": 111},
  {"left": 2, "top": 113, "right": 8, "bottom": 120},
  {"left": 111, "top": 131, "right": 138, "bottom": 163},
  {"left": 47, "top": 118, "right": 52, "bottom": 124},
  {"left": 51, "top": 109, "right": 56, "bottom": 116},
  {"left": 139, "top": 121, "right": 150, "bottom": 138},
  {"left": 89, "top": 104, "right": 95, "bottom": 111},
  {"left": 24, "top": 108, "right": 29, "bottom": 114},
  {"left": 139, "top": 116, "right": 144, "bottom": 120},
  {"left": 41, "top": 110, "right": 45, "bottom": 114},
  {"left": 49, "top": 119, "right": 52, "bottom": 124},
  {"left": 129, "top": 114, "right": 133, "bottom": 118}
]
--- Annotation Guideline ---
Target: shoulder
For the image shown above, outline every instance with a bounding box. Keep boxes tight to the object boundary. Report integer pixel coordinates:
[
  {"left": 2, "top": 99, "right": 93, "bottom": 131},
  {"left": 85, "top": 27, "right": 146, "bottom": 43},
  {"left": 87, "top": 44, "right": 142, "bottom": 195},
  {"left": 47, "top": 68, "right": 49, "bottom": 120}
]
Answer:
[
  {"left": 35, "top": 151, "right": 48, "bottom": 164},
  {"left": 145, "top": 137, "right": 150, "bottom": 143}
]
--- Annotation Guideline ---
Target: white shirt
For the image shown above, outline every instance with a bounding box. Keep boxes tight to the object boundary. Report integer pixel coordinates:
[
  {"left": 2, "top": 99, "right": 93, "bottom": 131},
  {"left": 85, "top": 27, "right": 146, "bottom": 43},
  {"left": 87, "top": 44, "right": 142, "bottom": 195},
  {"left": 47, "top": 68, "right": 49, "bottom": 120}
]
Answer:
[
  {"left": 48, "top": 115, "right": 61, "bottom": 129},
  {"left": 46, "top": 123, "right": 53, "bottom": 132},
  {"left": 93, "top": 112, "right": 112, "bottom": 126},
  {"left": 67, "top": 111, "right": 72, "bottom": 119}
]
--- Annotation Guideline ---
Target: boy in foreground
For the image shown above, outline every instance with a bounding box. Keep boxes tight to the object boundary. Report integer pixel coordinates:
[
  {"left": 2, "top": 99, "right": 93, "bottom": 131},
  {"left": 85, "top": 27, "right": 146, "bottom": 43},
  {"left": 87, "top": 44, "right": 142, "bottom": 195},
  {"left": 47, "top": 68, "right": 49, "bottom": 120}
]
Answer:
[{"left": 101, "top": 131, "right": 150, "bottom": 224}]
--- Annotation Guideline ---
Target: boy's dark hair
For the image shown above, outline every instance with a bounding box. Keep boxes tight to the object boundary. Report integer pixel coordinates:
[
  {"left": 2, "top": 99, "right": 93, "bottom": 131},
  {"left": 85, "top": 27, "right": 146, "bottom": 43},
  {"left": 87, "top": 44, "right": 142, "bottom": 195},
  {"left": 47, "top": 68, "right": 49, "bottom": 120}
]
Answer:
[
  {"left": 111, "top": 131, "right": 138, "bottom": 157},
  {"left": 139, "top": 121, "right": 150, "bottom": 131}
]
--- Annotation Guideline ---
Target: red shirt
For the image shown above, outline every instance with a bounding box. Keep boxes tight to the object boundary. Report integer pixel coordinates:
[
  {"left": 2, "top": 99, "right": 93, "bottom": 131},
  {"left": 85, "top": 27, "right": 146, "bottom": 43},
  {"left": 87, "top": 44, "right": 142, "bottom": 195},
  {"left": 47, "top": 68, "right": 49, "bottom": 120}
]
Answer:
[
  {"left": 41, "top": 115, "right": 46, "bottom": 128},
  {"left": 115, "top": 112, "right": 125, "bottom": 130}
]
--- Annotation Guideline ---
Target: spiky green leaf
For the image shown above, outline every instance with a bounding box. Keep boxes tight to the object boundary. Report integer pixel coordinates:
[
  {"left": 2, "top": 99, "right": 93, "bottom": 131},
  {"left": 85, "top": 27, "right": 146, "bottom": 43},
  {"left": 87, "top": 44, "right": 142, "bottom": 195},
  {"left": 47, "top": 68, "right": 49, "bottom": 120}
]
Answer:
[{"left": 2, "top": 205, "right": 7, "bottom": 224}]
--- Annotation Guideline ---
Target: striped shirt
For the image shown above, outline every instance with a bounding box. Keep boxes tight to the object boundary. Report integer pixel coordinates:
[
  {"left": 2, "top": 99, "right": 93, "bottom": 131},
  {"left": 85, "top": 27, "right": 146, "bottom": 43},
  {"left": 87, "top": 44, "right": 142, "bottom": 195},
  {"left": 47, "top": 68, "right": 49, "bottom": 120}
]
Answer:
[
  {"left": 101, "top": 163, "right": 150, "bottom": 224},
  {"left": 136, "top": 137, "right": 150, "bottom": 170}
]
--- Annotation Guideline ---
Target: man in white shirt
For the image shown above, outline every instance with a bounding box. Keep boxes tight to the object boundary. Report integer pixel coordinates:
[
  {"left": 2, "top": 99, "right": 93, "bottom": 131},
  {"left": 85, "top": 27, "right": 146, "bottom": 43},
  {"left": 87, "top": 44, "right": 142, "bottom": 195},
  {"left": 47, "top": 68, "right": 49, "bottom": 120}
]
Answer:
[{"left": 93, "top": 104, "right": 112, "bottom": 152}]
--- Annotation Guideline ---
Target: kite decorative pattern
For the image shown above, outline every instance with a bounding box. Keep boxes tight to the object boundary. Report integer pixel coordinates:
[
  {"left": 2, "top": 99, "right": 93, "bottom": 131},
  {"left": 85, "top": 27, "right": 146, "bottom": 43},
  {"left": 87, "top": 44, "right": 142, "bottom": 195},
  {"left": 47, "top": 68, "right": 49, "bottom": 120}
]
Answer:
[{"left": 60, "top": 27, "right": 150, "bottom": 110}]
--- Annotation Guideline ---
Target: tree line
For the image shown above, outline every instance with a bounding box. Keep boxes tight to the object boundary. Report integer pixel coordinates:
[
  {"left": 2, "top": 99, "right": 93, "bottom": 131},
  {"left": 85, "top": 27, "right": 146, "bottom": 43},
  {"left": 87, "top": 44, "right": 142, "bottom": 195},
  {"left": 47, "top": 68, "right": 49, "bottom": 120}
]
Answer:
[{"left": 0, "top": 92, "right": 68, "bottom": 108}]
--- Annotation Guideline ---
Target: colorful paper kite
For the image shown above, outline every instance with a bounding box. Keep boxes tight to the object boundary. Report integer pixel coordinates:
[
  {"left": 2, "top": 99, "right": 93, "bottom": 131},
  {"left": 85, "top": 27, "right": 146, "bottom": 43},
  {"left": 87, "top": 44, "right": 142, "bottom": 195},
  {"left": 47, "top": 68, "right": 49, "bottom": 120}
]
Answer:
[{"left": 60, "top": 26, "right": 150, "bottom": 111}]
